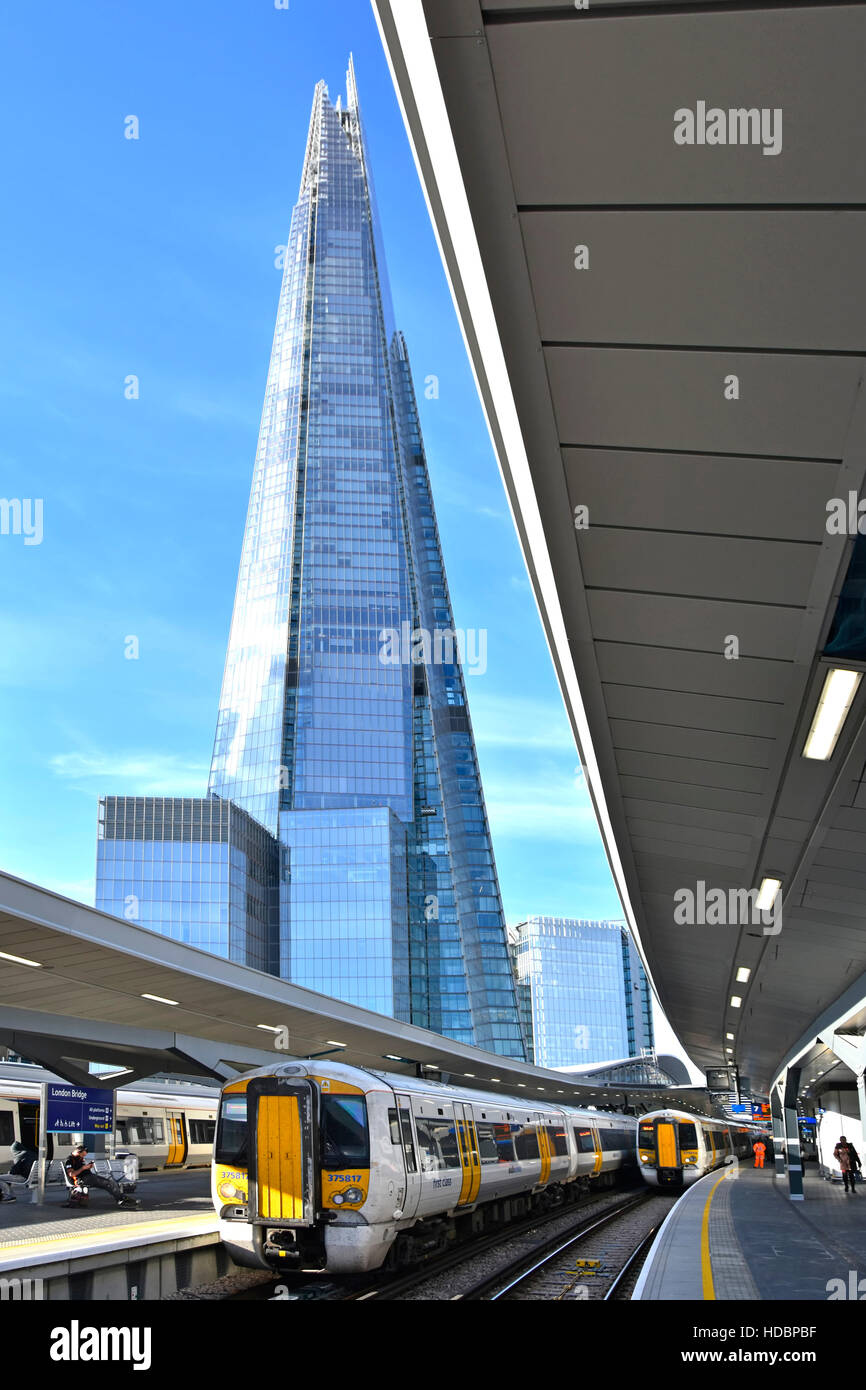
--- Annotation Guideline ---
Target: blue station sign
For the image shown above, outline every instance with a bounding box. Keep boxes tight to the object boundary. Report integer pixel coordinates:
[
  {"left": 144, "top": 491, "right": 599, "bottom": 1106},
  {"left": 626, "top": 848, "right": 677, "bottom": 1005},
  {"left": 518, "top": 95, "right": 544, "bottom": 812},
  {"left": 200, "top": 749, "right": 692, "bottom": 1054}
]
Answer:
[{"left": 43, "top": 1083, "right": 115, "bottom": 1134}]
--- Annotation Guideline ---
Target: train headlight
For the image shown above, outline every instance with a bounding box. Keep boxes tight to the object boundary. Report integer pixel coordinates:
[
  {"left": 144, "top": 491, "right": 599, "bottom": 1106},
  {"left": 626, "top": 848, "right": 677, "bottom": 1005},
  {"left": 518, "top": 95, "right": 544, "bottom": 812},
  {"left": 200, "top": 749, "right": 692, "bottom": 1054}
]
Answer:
[
  {"left": 218, "top": 1180, "right": 242, "bottom": 1201},
  {"left": 332, "top": 1192, "right": 345, "bottom": 1204},
  {"left": 343, "top": 1187, "right": 363, "bottom": 1204}
]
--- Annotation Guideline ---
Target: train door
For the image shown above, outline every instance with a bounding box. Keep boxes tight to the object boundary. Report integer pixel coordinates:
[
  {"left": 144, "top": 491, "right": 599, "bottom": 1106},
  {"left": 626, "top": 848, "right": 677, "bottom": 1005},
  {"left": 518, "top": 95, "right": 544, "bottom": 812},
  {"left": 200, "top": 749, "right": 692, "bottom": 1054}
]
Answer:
[
  {"left": 656, "top": 1120, "right": 679, "bottom": 1180},
  {"left": 455, "top": 1103, "right": 481, "bottom": 1206},
  {"left": 165, "top": 1113, "right": 188, "bottom": 1168},
  {"left": 249, "top": 1077, "right": 315, "bottom": 1227},
  {"left": 394, "top": 1094, "right": 421, "bottom": 1220},
  {"left": 18, "top": 1102, "right": 38, "bottom": 1151}
]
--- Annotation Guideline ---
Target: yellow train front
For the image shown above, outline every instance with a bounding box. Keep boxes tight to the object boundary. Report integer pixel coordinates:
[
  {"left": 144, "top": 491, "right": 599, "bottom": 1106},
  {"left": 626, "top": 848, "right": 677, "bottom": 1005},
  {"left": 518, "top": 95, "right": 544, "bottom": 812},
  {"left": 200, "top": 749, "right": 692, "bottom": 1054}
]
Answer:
[
  {"left": 637, "top": 1108, "right": 753, "bottom": 1189},
  {"left": 212, "top": 1059, "right": 638, "bottom": 1274}
]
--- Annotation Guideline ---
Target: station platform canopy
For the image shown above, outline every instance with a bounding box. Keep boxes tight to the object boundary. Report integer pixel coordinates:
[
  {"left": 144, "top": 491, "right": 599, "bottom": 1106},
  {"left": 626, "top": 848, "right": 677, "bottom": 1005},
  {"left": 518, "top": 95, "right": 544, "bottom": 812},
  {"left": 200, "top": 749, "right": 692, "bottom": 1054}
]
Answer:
[{"left": 374, "top": 0, "right": 866, "bottom": 1095}]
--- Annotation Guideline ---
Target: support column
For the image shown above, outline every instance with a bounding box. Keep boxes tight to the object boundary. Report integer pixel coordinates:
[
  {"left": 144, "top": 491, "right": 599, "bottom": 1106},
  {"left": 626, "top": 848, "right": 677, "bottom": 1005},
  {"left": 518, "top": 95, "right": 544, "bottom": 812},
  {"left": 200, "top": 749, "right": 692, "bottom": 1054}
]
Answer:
[
  {"left": 857, "top": 1069, "right": 866, "bottom": 1150},
  {"left": 783, "top": 1066, "right": 804, "bottom": 1200},
  {"left": 771, "top": 1085, "right": 785, "bottom": 1178}
]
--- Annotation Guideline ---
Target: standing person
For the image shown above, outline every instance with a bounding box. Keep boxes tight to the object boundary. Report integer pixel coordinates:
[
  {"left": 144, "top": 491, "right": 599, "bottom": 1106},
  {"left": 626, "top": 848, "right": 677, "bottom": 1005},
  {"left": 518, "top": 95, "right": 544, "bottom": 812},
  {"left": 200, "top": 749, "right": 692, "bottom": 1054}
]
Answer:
[
  {"left": 63, "top": 1145, "right": 137, "bottom": 1208},
  {"left": 752, "top": 1137, "right": 767, "bottom": 1169},
  {"left": 834, "top": 1136, "right": 862, "bottom": 1194}
]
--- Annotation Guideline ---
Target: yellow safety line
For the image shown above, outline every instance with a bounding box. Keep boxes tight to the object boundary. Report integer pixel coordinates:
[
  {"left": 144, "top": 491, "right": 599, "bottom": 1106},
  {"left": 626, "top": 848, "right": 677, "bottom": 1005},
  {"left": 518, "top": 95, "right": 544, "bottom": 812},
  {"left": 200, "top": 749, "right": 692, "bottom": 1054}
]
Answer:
[
  {"left": 700, "top": 1172, "right": 728, "bottom": 1300},
  {"left": 0, "top": 1213, "right": 216, "bottom": 1256}
]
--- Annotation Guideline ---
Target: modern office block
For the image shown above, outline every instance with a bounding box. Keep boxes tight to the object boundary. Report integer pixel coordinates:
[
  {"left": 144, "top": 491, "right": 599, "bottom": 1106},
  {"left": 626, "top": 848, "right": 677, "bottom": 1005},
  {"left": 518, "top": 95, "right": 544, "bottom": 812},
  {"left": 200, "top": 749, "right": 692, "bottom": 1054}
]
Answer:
[
  {"left": 512, "top": 917, "right": 654, "bottom": 1068},
  {"left": 96, "top": 796, "right": 278, "bottom": 974}
]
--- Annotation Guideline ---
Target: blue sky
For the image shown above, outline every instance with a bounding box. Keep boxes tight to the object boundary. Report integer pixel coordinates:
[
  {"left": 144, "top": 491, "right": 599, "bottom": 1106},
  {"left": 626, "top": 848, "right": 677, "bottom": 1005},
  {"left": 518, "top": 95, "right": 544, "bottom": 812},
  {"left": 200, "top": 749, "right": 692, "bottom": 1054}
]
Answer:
[{"left": 0, "top": 0, "right": 625, "bottom": 930}]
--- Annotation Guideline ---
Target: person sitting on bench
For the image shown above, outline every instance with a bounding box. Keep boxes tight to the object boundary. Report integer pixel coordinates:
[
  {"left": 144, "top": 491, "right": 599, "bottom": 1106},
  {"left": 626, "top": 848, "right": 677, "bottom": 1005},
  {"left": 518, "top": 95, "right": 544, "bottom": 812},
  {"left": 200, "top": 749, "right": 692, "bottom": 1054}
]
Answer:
[
  {"left": 64, "top": 1145, "right": 136, "bottom": 1208},
  {"left": 8, "top": 1140, "right": 37, "bottom": 1178}
]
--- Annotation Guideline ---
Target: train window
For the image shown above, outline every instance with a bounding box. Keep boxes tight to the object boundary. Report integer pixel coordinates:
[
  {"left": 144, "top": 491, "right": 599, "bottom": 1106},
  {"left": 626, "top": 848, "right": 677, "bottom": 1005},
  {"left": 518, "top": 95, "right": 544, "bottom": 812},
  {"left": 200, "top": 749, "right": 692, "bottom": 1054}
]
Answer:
[
  {"left": 414, "top": 1117, "right": 461, "bottom": 1171},
  {"left": 188, "top": 1120, "right": 216, "bottom": 1146},
  {"left": 388, "top": 1108, "right": 401, "bottom": 1144},
  {"left": 546, "top": 1126, "right": 569, "bottom": 1157},
  {"left": 678, "top": 1123, "right": 698, "bottom": 1149},
  {"left": 215, "top": 1095, "right": 248, "bottom": 1166},
  {"left": 638, "top": 1126, "right": 654, "bottom": 1149},
  {"left": 514, "top": 1125, "right": 540, "bottom": 1161},
  {"left": 397, "top": 1101, "right": 417, "bottom": 1173},
  {"left": 321, "top": 1096, "right": 369, "bottom": 1169},
  {"left": 117, "top": 1117, "right": 165, "bottom": 1146},
  {"left": 475, "top": 1121, "right": 514, "bottom": 1164},
  {"left": 574, "top": 1128, "right": 596, "bottom": 1154},
  {"left": 0, "top": 1112, "right": 13, "bottom": 1146}
]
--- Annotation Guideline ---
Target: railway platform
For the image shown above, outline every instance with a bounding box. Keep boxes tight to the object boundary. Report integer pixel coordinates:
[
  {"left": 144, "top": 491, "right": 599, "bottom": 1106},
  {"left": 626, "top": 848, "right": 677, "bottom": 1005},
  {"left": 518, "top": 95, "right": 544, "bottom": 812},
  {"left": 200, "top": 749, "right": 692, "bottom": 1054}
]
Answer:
[
  {"left": 0, "top": 1168, "right": 224, "bottom": 1298},
  {"left": 633, "top": 1163, "right": 866, "bottom": 1301}
]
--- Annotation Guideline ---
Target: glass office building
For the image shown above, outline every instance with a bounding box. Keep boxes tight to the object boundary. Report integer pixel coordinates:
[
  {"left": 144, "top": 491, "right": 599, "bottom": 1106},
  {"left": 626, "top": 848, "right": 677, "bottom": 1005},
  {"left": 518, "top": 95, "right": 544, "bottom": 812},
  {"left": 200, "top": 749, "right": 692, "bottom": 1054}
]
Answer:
[
  {"left": 95, "top": 63, "right": 525, "bottom": 1058},
  {"left": 512, "top": 918, "right": 654, "bottom": 1068},
  {"left": 96, "top": 797, "right": 278, "bottom": 973}
]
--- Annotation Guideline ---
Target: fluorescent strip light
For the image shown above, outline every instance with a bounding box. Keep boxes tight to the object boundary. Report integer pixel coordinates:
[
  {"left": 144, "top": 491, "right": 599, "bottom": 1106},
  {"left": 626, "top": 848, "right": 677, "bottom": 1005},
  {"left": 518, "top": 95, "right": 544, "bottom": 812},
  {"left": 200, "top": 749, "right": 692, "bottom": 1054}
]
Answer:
[
  {"left": 326, "top": 1040, "right": 346, "bottom": 1048},
  {"left": 730, "top": 996, "right": 742, "bottom": 1009},
  {"left": 736, "top": 967, "right": 751, "bottom": 983},
  {"left": 803, "top": 668, "right": 862, "bottom": 760},
  {"left": 384, "top": 1054, "right": 403, "bottom": 1061},
  {"left": 755, "top": 878, "right": 781, "bottom": 913},
  {"left": 0, "top": 949, "right": 42, "bottom": 968},
  {"left": 141, "top": 993, "right": 178, "bottom": 1006},
  {"left": 726, "top": 1033, "right": 734, "bottom": 1041},
  {"left": 256, "top": 1024, "right": 282, "bottom": 1033}
]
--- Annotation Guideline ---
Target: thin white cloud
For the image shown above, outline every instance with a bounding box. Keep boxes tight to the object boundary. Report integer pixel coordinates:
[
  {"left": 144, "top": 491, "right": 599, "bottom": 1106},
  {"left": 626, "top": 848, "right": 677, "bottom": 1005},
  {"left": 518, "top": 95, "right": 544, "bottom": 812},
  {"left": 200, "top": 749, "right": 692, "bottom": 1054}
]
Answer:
[
  {"left": 469, "top": 692, "right": 576, "bottom": 751},
  {"left": 35, "top": 875, "right": 95, "bottom": 906},
  {"left": 486, "top": 796, "right": 601, "bottom": 843},
  {"left": 50, "top": 751, "right": 209, "bottom": 797}
]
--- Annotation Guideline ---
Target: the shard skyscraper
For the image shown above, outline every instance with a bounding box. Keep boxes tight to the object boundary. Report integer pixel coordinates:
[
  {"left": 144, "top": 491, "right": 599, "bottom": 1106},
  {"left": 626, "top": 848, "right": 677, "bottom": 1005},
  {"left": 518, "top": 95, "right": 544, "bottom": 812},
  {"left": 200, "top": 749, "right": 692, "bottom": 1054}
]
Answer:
[{"left": 97, "top": 62, "right": 526, "bottom": 1059}]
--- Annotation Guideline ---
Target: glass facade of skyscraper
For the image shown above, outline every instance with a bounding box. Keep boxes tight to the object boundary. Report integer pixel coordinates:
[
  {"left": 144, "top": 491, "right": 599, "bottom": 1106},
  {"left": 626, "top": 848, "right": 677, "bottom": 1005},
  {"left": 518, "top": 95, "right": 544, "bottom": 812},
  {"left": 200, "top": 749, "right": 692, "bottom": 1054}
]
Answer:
[
  {"left": 96, "top": 797, "right": 278, "bottom": 973},
  {"left": 95, "top": 62, "right": 526, "bottom": 1058},
  {"left": 513, "top": 917, "right": 654, "bottom": 1068}
]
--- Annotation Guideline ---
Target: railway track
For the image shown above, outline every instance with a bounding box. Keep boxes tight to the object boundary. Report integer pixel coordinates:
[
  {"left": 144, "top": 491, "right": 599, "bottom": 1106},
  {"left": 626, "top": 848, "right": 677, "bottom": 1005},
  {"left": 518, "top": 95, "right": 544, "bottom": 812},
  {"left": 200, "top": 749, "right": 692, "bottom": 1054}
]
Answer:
[{"left": 455, "top": 1191, "right": 668, "bottom": 1301}]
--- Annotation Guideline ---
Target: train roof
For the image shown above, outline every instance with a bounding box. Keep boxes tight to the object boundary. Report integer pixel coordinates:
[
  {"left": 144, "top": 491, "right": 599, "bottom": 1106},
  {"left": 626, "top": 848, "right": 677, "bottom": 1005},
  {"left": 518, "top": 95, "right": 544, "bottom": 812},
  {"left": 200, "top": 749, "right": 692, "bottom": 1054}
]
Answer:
[{"left": 223, "top": 1057, "right": 638, "bottom": 1123}]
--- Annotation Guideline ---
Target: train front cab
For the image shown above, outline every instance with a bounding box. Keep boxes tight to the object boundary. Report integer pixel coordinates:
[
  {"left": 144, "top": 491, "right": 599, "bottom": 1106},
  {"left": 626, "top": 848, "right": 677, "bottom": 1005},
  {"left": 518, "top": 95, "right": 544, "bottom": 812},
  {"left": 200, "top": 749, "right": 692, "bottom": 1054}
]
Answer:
[
  {"left": 638, "top": 1115, "right": 701, "bottom": 1189},
  {"left": 214, "top": 1071, "right": 385, "bottom": 1272}
]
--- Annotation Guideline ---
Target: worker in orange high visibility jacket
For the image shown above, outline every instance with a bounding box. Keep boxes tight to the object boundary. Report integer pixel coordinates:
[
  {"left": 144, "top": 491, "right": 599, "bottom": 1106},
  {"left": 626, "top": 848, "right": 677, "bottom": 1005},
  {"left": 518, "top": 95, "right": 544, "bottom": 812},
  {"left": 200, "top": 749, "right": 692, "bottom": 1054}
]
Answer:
[{"left": 752, "top": 1139, "right": 766, "bottom": 1169}]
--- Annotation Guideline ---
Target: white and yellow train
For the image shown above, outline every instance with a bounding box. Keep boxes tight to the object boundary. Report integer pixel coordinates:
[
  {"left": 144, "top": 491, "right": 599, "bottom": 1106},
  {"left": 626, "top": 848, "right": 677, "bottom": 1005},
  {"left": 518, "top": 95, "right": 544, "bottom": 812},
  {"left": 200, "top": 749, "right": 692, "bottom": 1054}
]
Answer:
[
  {"left": 0, "top": 1063, "right": 219, "bottom": 1171},
  {"left": 637, "top": 1108, "right": 755, "bottom": 1189},
  {"left": 213, "top": 1058, "right": 639, "bottom": 1274}
]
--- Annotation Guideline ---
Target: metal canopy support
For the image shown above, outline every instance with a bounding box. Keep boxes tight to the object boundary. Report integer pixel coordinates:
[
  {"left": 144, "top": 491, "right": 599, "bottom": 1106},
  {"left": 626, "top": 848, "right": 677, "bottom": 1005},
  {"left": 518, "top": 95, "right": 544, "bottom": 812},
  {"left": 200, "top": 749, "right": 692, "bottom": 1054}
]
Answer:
[
  {"left": 771, "top": 1084, "right": 785, "bottom": 1179},
  {"left": 783, "top": 1066, "right": 804, "bottom": 1200},
  {"left": 0, "top": 1009, "right": 278, "bottom": 1089},
  {"left": 821, "top": 1030, "right": 866, "bottom": 1145}
]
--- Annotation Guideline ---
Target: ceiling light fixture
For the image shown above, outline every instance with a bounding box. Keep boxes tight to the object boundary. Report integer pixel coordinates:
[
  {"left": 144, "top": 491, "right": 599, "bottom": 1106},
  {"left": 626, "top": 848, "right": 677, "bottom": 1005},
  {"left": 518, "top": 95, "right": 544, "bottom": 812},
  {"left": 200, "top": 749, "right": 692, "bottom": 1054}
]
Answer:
[
  {"left": 755, "top": 878, "right": 782, "bottom": 913},
  {"left": 0, "top": 949, "right": 42, "bottom": 968},
  {"left": 803, "top": 668, "right": 862, "bottom": 760}
]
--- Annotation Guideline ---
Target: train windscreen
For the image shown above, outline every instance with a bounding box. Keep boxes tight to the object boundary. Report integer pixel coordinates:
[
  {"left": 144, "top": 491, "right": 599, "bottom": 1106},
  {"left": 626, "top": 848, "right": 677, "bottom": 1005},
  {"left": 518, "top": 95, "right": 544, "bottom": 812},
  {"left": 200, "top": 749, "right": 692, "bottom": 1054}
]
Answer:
[
  {"left": 320, "top": 1095, "right": 369, "bottom": 1168},
  {"left": 215, "top": 1095, "right": 248, "bottom": 1166}
]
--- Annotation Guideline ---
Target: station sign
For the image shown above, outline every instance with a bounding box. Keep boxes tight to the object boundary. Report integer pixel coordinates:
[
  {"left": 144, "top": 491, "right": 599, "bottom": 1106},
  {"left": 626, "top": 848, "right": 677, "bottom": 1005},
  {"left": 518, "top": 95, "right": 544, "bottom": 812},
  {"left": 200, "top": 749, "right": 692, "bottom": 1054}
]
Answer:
[{"left": 42, "top": 1083, "right": 115, "bottom": 1134}]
